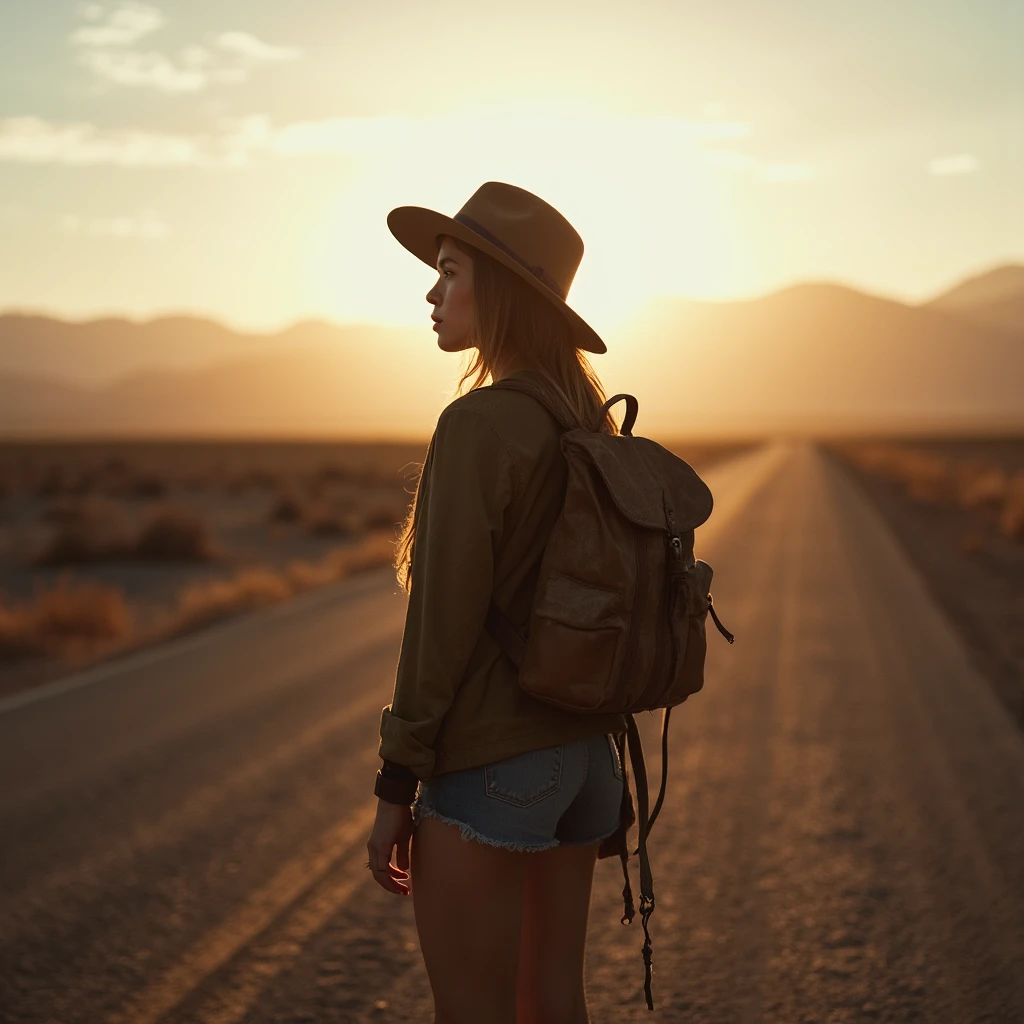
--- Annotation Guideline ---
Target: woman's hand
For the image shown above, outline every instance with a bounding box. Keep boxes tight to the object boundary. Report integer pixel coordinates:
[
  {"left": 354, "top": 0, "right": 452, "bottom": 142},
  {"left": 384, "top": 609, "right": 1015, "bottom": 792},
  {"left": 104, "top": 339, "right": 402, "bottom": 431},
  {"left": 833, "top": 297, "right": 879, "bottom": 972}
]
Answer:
[{"left": 366, "top": 799, "right": 414, "bottom": 895}]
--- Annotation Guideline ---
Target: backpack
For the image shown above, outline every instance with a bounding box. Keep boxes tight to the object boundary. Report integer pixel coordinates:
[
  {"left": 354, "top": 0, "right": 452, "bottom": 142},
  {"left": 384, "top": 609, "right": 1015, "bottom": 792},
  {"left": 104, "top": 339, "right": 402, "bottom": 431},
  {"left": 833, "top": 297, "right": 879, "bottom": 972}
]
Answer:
[{"left": 483, "top": 374, "right": 735, "bottom": 1011}]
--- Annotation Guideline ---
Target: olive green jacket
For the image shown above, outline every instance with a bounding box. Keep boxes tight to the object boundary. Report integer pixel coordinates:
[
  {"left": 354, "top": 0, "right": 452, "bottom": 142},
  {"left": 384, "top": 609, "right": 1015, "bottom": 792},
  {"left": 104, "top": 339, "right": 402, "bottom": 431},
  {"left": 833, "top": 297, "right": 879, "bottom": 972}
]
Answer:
[{"left": 378, "top": 369, "right": 627, "bottom": 779}]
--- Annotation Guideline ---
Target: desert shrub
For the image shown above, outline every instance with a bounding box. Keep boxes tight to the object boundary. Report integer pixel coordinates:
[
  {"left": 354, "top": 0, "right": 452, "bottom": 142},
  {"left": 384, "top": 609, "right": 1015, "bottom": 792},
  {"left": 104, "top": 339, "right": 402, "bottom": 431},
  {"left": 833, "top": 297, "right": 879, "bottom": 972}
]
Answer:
[
  {"left": 95, "top": 458, "right": 131, "bottom": 495},
  {"left": 228, "top": 470, "right": 279, "bottom": 494},
  {"left": 172, "top": 568, "right": 292, "bottom": 634},
  {"left": 285, "top": 528, "right": 395, "bottom": 592},
  {"left": 97, "top": 466, "right": 166, "bottom": 499},
  {"left": 131, "top": 475, "right": 166, "bottom": 499},
  {"left": 0, "top": 575, "right": 133, "bottom": 659},
  {"left": 70, "top": 470, "right": 99, "bottom": 496},
  {"left": 354, "top": 465, "right": 393, "bottom": 488},
  {"left": 842, "top": 442, "right": 1024, "bottom": 542},
  {"left": 901, "top": 453, "right": 953, "bottom": 503},
  {"left": 133, "top": 503, "right": 216, "bottom": 560},
  {"left": 269, "top": 494, "right": 304, "bottom": 524},
  {"left": 33, "top": 498, "right": 132, "bottom": 566},
  {"left": 42, "top": 497, "right": 89, "bottom": 526},
  {"left": 957, "top": 466, "right": 1008, "bottom": 510},
  {"left": 304, "top": 504, "right": 360, "bottom": 537},
  {"left": 283, "top": 559, "right": 338, "bottom": 590},
  {"left": 844, "top": 444, "right": 962, "bottom": 505},
  {"left": 35, "top": 468, "right": 67, "bottom": 498},
  {"left": 314, "top": 465, "right": 352, "bottom": 486},
  {"left": 35, "top": 529, "right": 98, "bottom": 565},
  {"left": 183, "top": 473, "right": 212, "bottom": 492}
]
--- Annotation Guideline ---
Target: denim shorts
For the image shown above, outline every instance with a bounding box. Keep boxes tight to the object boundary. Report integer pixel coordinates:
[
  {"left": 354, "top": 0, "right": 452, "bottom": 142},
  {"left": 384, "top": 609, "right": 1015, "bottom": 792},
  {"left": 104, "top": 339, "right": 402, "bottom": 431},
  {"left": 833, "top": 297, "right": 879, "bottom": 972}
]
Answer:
[{"left": 411, "top": 731, "right": 625, "bottom": 852}]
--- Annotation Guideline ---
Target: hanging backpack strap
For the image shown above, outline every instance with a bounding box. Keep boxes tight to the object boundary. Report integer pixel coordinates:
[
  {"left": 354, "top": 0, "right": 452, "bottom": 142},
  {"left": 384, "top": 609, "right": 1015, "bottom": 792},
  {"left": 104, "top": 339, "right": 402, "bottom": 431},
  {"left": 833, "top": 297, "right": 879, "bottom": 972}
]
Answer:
[
  {"left": 636, "top": 706, "right": 672, "bottom": 843},
  {"left": 612, "top": 730, "right": 636, "bottom": 926},
  {"left": 625, "top": 713, "right": 657, "bottom": 1010}
]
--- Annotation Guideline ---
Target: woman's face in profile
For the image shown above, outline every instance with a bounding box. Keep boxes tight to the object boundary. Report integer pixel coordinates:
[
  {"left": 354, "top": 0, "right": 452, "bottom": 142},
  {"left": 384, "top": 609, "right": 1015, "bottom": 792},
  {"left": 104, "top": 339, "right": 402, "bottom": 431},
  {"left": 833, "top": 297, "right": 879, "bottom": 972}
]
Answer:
[{"left": 426, "top": 235, "right": 475, "bottom": 352}]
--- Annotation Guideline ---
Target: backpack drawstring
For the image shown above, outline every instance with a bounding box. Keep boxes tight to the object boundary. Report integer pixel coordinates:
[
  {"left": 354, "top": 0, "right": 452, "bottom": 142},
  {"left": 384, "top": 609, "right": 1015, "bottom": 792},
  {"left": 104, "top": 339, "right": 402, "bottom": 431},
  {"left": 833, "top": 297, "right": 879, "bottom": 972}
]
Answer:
[{"left": 707, "top": 593, "right": 735, "bottom": 644}]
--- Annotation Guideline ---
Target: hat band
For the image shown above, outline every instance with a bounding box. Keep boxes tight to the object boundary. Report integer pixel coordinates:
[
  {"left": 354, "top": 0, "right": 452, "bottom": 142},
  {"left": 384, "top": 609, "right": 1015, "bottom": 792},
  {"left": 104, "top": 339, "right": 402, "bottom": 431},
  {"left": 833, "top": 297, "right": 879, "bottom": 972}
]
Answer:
[{"left": 454, "top": 212, "right": 567, "bottom": 301}]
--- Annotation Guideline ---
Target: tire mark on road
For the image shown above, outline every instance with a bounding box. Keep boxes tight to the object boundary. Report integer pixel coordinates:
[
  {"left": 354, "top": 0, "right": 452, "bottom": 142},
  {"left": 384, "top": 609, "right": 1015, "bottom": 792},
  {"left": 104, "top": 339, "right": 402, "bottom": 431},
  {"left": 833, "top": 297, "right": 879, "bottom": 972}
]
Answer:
[
  {"left": 108, "top": 792, "right": 379, "bottom": 1024},
  {"left": 3, "top": 683, "right": 393, "bottom": 941}
]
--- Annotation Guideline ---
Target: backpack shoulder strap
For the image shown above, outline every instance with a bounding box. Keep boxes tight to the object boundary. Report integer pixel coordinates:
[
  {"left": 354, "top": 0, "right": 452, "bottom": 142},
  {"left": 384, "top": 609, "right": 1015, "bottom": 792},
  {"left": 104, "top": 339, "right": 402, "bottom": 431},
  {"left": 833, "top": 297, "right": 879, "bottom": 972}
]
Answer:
[
  {"left": 488, "top": 371, "right": 641, "bottom": 436},
  {"left": 486, "top": 373, "right": 579, "bottom": 432}
]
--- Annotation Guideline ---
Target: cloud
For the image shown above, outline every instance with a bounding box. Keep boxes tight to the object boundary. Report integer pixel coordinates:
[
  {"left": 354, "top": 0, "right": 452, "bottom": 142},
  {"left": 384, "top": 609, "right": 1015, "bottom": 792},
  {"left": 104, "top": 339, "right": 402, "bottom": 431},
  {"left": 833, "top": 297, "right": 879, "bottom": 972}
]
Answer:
[
  {"left": 214, "top": 32, "right": 302, "bottom": 62},
  {"left": 69, "top": 5, "right": 300, "bottom": 93},
  {"left": 0, "top": 111, "right": 759, "bottom": 171},
  {"left": 75, "top": 50, "right": 210, "bottom": 94},
  {"left": 927, "top": 153, "right": 980, "bottom": 176},
  {"left": 0, "top": 116, "right": 204, "bottom": 166},
  {"left": 60, "top": 208, "right": 169, "bottom": 239},
  {"left": 70, "top": 3, "right": 164, "bottom": 47}
]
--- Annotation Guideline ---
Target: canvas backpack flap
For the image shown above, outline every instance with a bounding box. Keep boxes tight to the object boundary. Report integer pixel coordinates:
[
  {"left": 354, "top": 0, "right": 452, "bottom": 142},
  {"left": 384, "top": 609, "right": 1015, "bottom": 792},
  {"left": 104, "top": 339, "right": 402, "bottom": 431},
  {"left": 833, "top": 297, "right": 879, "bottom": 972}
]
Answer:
[{"left": 561, "top": 431, "right": 715, "bottom": 534}]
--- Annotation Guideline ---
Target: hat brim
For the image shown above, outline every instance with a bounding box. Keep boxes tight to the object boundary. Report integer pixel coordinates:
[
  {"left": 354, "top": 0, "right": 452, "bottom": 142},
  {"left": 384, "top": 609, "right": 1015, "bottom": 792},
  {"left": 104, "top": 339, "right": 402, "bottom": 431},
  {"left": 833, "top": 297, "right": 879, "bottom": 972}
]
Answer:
[{"left": 387, "top": 205, "right": 606, "bottom": 355}]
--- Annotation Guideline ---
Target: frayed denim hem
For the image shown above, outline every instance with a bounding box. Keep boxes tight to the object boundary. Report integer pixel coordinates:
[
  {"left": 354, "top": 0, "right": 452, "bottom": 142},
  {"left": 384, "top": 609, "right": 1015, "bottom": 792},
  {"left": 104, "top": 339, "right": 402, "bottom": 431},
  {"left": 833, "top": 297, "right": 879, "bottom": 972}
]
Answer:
[{"left": 412, "top": 801, "right": 560, "bottom": 853}]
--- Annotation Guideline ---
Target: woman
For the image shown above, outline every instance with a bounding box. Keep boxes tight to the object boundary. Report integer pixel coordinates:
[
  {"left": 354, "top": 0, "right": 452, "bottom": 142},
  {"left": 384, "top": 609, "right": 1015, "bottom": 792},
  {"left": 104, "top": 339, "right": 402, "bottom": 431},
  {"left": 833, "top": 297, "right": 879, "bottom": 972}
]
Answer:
[{"left": 366, "top": 182, "right": 631, "bottom": 1024}]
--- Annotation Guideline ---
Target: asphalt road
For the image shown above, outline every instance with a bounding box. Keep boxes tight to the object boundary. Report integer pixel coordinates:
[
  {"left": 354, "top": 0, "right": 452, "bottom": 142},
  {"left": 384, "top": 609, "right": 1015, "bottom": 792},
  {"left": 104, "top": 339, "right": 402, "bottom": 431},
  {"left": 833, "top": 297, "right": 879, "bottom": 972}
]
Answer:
[{"left": 1, "top": 439, "right": 1022, "bottom": 1024}]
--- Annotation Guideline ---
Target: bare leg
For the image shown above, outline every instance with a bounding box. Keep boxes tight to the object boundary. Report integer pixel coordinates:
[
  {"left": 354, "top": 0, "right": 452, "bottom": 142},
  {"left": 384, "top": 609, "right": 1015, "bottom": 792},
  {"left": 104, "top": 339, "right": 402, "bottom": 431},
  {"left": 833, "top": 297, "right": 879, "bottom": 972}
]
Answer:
[
  {"left": 516, "top": 841, "right": 599, "bottom": 1024},
  {"left": 411, "top": 815, "right": 530, "bottom": 1024}
]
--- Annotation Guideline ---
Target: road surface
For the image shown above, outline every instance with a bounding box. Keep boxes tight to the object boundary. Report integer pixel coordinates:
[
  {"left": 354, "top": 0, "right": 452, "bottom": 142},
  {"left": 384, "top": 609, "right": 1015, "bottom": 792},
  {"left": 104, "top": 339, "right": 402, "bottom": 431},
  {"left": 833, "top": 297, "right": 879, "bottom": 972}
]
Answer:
[{"left": 1, "top": 440, "right": 1022, "bottom": 1023}]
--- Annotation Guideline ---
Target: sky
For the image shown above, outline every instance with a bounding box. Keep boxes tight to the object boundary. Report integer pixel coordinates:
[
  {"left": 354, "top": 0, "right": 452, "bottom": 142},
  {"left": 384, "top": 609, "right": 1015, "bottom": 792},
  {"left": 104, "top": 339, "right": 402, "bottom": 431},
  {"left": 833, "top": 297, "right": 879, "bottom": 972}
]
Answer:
[{"left": 0, "top": 0, "right": 1021, "bottom": 335}]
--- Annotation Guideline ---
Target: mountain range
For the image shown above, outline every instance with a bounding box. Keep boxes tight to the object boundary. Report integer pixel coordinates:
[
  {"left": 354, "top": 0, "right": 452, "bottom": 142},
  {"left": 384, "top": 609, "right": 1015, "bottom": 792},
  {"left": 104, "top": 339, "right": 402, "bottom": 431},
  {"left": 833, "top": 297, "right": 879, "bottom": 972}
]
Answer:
[{"left": 1, "top": 264, "right": 1020, "bottom": 439}]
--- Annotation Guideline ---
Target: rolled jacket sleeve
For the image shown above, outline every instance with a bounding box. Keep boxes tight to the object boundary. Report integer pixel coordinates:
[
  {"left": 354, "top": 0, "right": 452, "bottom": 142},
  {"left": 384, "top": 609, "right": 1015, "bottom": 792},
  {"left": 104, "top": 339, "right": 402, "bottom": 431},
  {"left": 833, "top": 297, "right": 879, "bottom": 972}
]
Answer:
[{"left": 378, "top": 404, "right": 517, "bottom": 779}]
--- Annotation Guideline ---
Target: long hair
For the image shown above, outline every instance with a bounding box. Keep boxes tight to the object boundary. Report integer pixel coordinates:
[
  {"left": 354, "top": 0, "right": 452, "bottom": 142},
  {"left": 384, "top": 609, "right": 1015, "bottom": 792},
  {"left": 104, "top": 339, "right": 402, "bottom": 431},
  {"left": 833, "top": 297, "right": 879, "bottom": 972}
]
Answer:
[{"left": 394, "top": 234, "right": 620, "bottom": 595}]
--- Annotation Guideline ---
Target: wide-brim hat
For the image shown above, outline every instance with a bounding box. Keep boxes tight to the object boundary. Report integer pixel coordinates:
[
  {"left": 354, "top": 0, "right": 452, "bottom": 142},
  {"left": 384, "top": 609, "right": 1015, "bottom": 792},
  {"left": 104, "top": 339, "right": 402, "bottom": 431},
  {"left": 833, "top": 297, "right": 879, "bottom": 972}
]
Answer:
[{"left": 386, "top": 181, "right": 606, "bottom": 354}]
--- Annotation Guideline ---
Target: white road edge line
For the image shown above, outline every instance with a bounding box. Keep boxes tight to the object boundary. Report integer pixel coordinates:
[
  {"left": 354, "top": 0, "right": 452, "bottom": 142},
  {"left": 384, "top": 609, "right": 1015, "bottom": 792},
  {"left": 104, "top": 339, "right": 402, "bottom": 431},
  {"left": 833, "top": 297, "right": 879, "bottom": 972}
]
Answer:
[{"left": 0, "top": 564, "right": 396, "bottom": 717}]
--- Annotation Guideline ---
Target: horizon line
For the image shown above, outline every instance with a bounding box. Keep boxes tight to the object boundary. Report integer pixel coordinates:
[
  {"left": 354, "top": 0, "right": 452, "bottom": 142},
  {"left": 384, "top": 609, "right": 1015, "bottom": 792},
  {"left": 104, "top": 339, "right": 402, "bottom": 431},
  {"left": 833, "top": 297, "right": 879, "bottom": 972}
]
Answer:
[{"left": 2, "top": 258, "right": 1022, "bottom": 337}]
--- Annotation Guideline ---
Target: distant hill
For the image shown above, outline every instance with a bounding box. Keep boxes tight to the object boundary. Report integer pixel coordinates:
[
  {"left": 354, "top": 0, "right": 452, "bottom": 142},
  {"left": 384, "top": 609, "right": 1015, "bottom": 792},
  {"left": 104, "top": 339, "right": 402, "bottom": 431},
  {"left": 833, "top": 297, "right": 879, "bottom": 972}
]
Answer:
[
  {"left": 1, "top": 270, "right": 1022, "bottom": 438},
  {"left": 0, "top": 334, "right": 459, "bottom": 440},
  {"left": 921, "top": 264, "right": 1024, "bottom": 335},
  {"left": 613, "top": 280, "right": 1023, "bottom": 434},
  {"left": 925, "top": 265, "right": 1024, "bottom": 310},
  {"left": 0, "top": 313, "right": 425, "bottom": 385}
]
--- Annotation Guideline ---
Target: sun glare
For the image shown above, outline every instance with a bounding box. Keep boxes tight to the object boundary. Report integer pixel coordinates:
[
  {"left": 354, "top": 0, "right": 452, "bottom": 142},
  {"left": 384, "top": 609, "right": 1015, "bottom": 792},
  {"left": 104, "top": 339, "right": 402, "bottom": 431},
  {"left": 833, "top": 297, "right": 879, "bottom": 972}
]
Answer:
[{"left": 307, "top": 107, "right": 736, "bottom": 334}]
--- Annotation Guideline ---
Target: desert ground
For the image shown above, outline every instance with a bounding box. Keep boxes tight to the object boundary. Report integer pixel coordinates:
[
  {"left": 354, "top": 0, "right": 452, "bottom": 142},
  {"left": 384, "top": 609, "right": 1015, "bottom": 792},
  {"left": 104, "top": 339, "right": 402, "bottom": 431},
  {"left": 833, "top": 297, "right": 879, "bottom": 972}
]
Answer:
[
  {"left": 1, "top": 439, "right": 1022, "bottom": 1023},
  {"left": 824, "top": 435, "right": 1024, "bottom": 725},
  {"left": 0, "top": 437, "right": 758, "bottom": 701}
]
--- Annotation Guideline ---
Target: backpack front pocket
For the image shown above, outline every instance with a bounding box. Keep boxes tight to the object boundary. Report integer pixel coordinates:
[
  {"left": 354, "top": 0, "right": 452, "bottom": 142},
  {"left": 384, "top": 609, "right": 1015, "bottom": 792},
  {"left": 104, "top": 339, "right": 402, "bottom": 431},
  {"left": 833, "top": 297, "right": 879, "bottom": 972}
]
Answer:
[{"left": 519, "top": 571, "right": 629, "bottom": 711}]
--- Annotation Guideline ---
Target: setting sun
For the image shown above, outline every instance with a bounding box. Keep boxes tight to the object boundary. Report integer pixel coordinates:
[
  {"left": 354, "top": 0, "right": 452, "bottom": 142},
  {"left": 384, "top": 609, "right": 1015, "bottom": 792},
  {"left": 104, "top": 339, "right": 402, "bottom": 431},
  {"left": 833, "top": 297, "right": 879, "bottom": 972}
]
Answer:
[{"left": 305, "top": 104, "right": 738, "bottom": 336}]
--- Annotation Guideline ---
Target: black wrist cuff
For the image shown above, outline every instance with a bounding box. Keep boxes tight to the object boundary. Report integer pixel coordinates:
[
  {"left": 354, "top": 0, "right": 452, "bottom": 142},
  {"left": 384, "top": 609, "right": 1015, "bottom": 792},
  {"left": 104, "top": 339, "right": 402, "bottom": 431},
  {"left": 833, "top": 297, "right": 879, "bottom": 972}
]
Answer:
[
  {"left": 380, "top": 758, "right": 418, "bottom": 780},
  {"left": 374, "top": 769, "right": 419, "bottom": 805}
]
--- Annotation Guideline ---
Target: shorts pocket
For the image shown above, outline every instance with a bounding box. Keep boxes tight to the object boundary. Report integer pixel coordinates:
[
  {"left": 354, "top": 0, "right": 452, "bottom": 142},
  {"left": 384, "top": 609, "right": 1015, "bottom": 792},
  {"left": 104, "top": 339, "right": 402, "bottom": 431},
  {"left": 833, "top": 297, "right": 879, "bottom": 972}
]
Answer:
[
  {"left": 606, "top": 733, "right": 624, "bottom": 781},
  {"left": 484, "top": 746, "right": 563, "bottom": 808}
]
